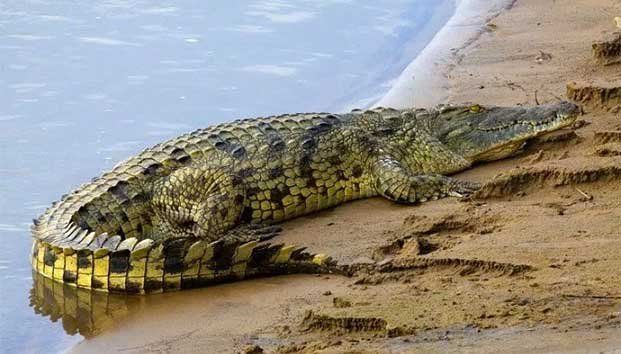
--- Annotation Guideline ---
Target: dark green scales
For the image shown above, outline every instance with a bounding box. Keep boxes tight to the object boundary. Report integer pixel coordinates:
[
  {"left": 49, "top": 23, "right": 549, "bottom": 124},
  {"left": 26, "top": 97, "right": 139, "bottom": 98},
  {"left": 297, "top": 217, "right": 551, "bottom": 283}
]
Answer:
[{"left": 30, "top": 102, "right": 579, "bottom": 293}]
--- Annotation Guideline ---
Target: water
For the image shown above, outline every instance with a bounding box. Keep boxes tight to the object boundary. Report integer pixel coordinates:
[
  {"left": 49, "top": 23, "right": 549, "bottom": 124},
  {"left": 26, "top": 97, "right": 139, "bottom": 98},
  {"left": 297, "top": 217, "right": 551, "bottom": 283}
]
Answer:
[{"left": 0, "top": 1, "right": 455, "bottom": 352}]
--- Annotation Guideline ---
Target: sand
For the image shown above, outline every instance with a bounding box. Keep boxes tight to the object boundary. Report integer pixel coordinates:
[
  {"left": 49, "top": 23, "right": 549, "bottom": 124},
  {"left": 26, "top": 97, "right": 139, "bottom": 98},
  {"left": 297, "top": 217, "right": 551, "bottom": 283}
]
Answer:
[{"left": 66, "top": 0, "right": 621, "bottom": 352}]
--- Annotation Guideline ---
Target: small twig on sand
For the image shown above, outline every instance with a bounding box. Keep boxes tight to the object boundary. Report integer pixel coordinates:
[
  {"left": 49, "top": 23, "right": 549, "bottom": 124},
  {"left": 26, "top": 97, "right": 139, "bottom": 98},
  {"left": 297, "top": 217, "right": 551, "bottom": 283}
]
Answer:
[
  {"left": 534, "top": 90, "right": 540, "bottom": 105},
  {"left": 506, "top": 81, "right": 527, "bottom": 93},
  {"left": 563, "top": 294, "right": 621, "bottom": 300},
  {"left": 574, "top": 186, "right": 593, "bottom": 200},
  {"left": 549, "top": 92, "right": 563, "bottom": 101}
]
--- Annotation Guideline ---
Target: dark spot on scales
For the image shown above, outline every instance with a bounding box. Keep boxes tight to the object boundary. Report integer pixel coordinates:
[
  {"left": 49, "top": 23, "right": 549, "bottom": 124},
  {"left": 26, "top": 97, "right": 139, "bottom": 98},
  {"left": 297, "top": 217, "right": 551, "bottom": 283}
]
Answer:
[
  {"left": 177, "top": 155, "right": 192, "bottom": 165},
  {"left": 270, "top": 185, "right": 290, "bottom": 206},
  {"left": 301, "top": 138, "right": 315, "bottom": 150},
  {"left": 306, "top": 121, "right": 332, "bottom": 135},
  {"left": 144, "top": 280, "right": 163, "bottom": 292},
  {"left": 269, "top": 139, "right": 286, "bottom": 151},
  {"left": 77, "top": 250, "right": 92, "bottom": 268},
  {"left": 207, "top": 134, "right": 220, "bottom": 143},
  {"left": 298, "top": 154, "right": 313, "bottom": 181},
  {"left": 258, "top": 122, "right": 285, "bottom": 151},
  {"left": 240, "top": 207, "right": 254, "bottom": 223},
  {"left": 91, "top": 278, "right": 104, "bottom": 289},
  {"left": 171, "top": 148, "right": 186, "bottom": 159},
  {"left": 324, "top": 114, "right": 340, "bottom": 123},
  {"left": 178, "top": 219, "right": 197, "bottom": 230},
  {"left": 247, "top": 244, "right": 280, "bottom": 268},
  {"left": 290, "top": 247, "right": 312, "bottom": 261},
  {"left": 125, "top": 282, "right": 142, "bottom": 294},
  {"left": 164, "top": 239, "right": 186, "bottom": 274},
  {"left": 96, "top": 213, "right": 107, "bottom": 224},
  {"left": 44, "top": 249, "right": 57, "bottom": 266},
  {"left": 142, "top": 163, "right": 162, "bottom": 176},
  {"left": 109, "top": 250, "right": 130, "bottom": 273},
  {"left": 231, "top": 175, "right": 243, "bottom": 186},
  {"left": 231, "top": 145, "right": 246, "bottom": 159},
  {"left": 207, "top": 134, "right": 234, "bottom": 153},
  {"left": 214, "top": 141, "right": 229, "bottom": 151},
  {"left": 237, "top": 167, "right": 255, "bottom": 179},
  {"left": 269, "top": 167, "right": 284, "bottom": 179},
  {"left": 336, "top": 170, "right": 346, "bottom": 180},
  {"left": 109, "top": 181, "right": 130, "bottom": 201},
  {"left": 327, "top": 155, "right": 342, "bottom": 165},
  {"left": 211, "top": 241, "right": 236, "bottom": 270},
  {"left": 181, "top": 277, "right": 202, "bottom": 289},
  {"left": 246, "top": 186, "right": 261, "bottom": 198},
  {"left": 132, "top": 193, "right": 148, "bottom": 203},
  {"left": 352, "top": 165, "right": 364, "bottom": 178},
  {"left": 63, "top": 271, "right": 77, "bottom": 283}
]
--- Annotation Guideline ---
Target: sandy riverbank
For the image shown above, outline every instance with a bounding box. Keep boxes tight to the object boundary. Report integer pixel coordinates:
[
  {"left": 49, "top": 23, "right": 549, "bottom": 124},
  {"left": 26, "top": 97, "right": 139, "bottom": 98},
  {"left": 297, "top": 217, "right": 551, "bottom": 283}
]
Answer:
[{"left": 66, "top": 0, "right": 621, "bottom": 352}]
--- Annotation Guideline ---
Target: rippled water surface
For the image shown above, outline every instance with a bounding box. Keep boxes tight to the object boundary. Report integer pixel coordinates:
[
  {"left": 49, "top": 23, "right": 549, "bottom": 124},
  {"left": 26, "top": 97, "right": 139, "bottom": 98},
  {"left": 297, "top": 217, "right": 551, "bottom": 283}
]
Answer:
[{"left": 0, "top": 1, "right": 454, "bottom": 352}]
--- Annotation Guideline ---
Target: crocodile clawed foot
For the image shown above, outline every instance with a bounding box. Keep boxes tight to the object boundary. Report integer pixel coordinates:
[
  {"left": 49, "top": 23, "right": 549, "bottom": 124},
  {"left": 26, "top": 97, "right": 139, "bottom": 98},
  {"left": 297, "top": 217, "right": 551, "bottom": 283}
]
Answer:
[
  {"left": 448, "top": 180, "right": 482, "bottom": 198},
  {"left": 221, "top": 223, "right": 282, "bottom": 245}
]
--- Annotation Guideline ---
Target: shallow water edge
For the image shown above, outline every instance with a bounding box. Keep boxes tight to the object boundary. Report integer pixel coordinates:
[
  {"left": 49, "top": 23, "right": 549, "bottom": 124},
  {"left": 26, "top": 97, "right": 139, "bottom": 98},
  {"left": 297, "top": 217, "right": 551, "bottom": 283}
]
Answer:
[{"left": 377, "top": 0, "right": 515, "bottom": 108}]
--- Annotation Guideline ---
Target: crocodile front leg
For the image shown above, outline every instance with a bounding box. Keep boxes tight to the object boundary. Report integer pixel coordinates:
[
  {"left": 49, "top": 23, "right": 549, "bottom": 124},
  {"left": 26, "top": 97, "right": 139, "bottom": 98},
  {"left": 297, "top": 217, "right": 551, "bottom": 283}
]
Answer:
[{"left": 372, "top": 155, "right": 480, "bottom": 203}]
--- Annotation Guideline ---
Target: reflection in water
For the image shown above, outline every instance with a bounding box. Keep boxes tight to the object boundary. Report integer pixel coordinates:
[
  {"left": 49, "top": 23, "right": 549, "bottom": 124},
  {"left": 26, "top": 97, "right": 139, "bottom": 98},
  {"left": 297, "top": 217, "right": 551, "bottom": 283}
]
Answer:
[{"left": 29, "top": 272, "right": 143, "bottom": 338}]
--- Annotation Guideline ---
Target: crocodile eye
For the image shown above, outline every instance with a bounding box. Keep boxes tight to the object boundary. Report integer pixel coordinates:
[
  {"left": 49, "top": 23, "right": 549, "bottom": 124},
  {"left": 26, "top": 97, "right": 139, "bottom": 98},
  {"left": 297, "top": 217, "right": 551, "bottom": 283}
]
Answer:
[{"left": 470, "top": 104, "right": 482, "bottom": 113}]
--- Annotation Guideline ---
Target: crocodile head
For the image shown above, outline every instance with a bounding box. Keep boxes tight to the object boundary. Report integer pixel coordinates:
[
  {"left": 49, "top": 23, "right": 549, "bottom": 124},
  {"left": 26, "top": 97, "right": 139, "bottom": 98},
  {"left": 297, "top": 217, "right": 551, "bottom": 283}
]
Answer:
[{"left": 432, "top": 101, "right": 579, "bottom": 162}]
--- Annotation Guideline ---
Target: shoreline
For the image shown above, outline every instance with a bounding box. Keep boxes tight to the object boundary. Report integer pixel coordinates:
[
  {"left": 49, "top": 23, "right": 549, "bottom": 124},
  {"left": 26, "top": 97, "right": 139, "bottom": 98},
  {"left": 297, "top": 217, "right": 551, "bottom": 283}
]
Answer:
[
  {"left": 339, "top": 0, "right": 456, "bottom": 112},
  {"left": 67, "top": 0, "right": 621, "bottom": 353},
  {"left": 376, "top": 0, "right": 515, "bottom": 108}
]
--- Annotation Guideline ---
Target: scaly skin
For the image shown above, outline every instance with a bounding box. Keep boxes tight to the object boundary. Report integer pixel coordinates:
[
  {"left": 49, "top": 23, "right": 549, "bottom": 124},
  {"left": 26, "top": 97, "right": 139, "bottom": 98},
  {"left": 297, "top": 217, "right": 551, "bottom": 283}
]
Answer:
[{"left": 30, "top": 101, "right": 579, "bottom": 293}]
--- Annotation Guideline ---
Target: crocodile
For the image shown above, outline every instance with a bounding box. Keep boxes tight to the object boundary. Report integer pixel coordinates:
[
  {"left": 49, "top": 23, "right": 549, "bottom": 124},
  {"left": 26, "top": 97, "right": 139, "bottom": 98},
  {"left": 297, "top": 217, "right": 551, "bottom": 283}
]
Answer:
[{"left": 30, "top": 101, "right": 579, "bottom": 294}]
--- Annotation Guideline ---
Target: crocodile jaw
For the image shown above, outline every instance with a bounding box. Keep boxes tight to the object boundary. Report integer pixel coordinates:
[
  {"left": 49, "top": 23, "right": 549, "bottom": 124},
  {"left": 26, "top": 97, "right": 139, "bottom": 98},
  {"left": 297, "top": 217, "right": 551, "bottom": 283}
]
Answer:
[
  {"left": 469, "top": 110, "right": 578, "bottom": 161},
  {"left": 438, "top": 101, "right": 580, "bottom": 163}
]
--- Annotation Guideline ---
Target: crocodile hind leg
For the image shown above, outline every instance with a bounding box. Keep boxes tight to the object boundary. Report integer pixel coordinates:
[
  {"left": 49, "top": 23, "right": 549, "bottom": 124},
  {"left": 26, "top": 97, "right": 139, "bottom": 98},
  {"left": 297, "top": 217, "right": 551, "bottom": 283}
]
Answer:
[
  {"left": 151, "top": 166, "right": 283, "bottom": 243},
  {"left": 372, "top": 155, "right": 480, "bottom": 203},
  {"left": 151, "top": 166, "right": 247, "bottom": 241}
]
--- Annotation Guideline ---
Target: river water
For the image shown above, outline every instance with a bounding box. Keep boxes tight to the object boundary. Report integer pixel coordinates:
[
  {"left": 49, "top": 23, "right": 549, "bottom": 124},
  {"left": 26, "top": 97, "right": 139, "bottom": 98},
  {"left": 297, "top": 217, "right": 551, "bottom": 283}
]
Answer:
[{"left": 0, "top": 1, "right": 455, "bottom": 352}]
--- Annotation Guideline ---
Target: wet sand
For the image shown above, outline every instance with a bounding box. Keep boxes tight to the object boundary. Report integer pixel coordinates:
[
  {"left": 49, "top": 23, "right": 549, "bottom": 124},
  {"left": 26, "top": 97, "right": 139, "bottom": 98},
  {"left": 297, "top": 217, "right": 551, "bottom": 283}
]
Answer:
[{"left": 68, "top": 0, "right": 621, "bottom": 352}]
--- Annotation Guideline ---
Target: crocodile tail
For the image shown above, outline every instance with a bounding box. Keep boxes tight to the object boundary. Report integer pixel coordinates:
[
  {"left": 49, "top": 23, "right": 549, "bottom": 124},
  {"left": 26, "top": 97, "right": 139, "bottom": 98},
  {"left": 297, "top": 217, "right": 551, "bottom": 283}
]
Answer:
[{"left": 31, "top": 232, "right": 338, "bottom": 294}]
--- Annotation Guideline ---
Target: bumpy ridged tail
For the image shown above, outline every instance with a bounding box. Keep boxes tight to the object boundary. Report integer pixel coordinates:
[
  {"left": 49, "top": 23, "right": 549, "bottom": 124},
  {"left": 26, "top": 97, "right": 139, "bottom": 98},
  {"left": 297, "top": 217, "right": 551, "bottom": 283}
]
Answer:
[{"left": 30, "top": 225, "right": 336, "bottom": 294}]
